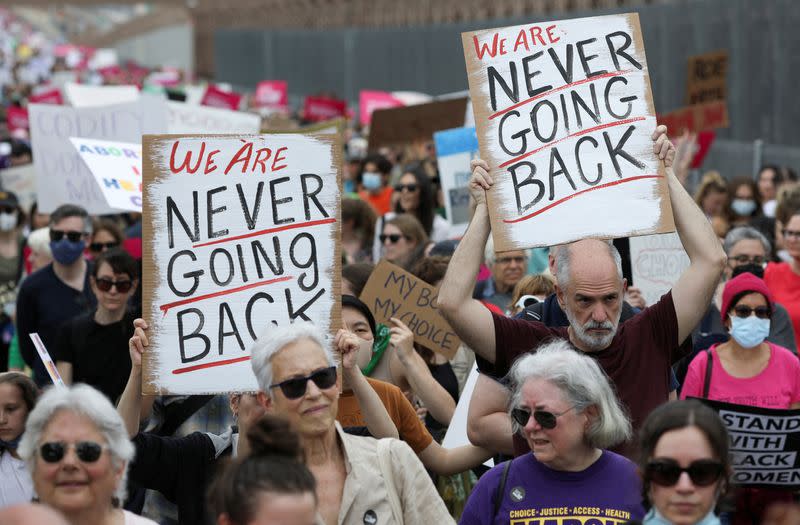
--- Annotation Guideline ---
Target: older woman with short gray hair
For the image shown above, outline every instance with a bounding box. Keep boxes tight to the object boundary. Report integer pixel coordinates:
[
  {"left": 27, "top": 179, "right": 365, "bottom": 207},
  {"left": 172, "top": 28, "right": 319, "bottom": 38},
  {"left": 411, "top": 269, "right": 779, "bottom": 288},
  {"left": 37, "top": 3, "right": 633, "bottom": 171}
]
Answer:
[
  {"left": 17, "top": 384, "right": 155, "bottom": 525},
  {"left": 460, "top": 340, "right": 643, "bottom": 525}
]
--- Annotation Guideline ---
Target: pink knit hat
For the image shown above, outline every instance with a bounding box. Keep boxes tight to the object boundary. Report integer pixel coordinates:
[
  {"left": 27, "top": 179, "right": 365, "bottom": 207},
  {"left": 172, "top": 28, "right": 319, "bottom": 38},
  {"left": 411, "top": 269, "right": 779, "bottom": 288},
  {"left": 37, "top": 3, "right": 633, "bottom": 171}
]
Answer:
[{"left": 720, "top": 272, "right": 774, "bottom": 323}]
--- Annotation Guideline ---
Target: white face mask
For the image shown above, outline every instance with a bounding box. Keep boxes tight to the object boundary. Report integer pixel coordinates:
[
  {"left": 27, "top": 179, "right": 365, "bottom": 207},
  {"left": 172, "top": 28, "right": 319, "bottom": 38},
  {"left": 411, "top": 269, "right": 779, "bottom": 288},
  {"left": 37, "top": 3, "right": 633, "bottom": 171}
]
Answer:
[{"left": 0, "top": 212, "right": 17, "bottom": 231}]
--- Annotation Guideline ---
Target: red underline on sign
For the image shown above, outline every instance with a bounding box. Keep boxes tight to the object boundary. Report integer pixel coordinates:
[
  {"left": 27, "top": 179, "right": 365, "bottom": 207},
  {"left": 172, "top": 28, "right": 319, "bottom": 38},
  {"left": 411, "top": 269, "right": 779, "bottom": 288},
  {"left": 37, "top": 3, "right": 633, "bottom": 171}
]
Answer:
[
  {"left": 503, "top": 174, "right": 663, "bottom": 224},
  {"left": 498, "top": 116, "right": 646, "bottom": 169},
  {"left": 172, "top": 355, "right": 251, "bottom": 375},
  {"left": 159, "top": 275, "right": 294, "bottom": 315},
  {"left": 488, "top": 70, "right": 634, "bottom": 120},
  {"left": 193, "top": 218, "right": 337, "bottom": 248}
]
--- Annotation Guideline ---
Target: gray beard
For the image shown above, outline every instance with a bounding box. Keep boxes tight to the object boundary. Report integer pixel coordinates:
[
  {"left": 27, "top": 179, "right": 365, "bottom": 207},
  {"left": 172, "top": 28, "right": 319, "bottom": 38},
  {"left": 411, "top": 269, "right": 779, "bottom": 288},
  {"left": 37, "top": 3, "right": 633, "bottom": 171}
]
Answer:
[{"left": 564, "top": 304, "right": 621, "bottom": 351}]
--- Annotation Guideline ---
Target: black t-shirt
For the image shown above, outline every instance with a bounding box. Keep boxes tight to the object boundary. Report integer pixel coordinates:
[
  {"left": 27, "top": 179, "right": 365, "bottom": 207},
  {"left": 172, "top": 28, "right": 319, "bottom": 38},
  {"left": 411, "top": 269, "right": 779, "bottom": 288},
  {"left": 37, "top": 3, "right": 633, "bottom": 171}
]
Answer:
[{"left": 54, "top": 310, "right": 136, "bottom": 403}]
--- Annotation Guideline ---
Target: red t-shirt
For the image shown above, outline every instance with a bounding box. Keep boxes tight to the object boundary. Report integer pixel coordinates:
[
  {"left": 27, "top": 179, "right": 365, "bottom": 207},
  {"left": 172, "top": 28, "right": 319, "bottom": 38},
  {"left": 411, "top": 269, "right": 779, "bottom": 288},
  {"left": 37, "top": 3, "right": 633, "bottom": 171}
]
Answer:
[
  {"left": 358, "top": 187, "right": 394, "bottom": 216},
  {"left": 764, "top": 262, "right": 800, "bottom": 351},
  {"left": 491, "top": 292, "right": 681, "bottom": 458}
]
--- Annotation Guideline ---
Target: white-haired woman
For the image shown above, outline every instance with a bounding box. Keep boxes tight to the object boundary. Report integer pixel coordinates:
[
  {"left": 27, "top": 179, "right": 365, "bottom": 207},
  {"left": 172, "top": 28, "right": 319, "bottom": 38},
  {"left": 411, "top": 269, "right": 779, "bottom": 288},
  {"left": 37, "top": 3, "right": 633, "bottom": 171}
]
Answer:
[
  {"left": 17, "top": 384, "right": 156, "bottom": 525},
  {"left": 250, "top": 321, "right": 454, "bottom": 525},
  {"left": 460, "top": 340, "right": 644, "bottom": 525}
]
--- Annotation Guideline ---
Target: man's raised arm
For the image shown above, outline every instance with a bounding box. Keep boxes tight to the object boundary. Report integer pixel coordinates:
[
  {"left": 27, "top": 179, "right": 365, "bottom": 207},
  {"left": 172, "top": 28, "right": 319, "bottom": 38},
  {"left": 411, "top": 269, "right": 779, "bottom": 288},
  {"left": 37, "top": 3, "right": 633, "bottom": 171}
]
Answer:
[
  {"left": 658, "top": 126, "right": 728, "bottom": 342},
  {"left": 437, "top": 159, "right": 498, "bottom": 364}
]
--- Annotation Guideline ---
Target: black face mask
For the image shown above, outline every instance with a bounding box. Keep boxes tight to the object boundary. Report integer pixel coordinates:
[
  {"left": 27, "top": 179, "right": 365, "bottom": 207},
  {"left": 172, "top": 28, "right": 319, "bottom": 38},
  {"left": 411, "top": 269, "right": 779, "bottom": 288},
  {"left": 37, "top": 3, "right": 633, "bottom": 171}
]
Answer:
[{"left": 732, "top": 263, "right": 765, "bottom": 280}]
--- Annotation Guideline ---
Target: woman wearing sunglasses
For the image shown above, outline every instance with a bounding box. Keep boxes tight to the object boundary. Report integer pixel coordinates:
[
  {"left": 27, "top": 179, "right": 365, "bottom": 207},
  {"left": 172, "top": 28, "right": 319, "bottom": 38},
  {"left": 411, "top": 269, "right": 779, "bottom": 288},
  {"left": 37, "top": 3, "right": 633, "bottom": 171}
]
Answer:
[
  {"left": 17, "top": 384, "right": 157, "bottom": 524},
  {"left": 681, "top": 272, "right": 800, "bottom": 523},
  {"left": 54, "top": 248, "right": 139, "bottom": 403},
  {"left": 0, "top": 372, "right": 39, "bottom": 508},
  {"left": 379, "top": 214, "right": 429, "bottom": 271},
  {"left": 460, "top": 340, "right": 642, "bottom": 525},
  {"left": 87, "top": 219, "right": 124, "bottom": 259},
  {"left": 634, "top": 400, "right": 731, "bottom": 525}
]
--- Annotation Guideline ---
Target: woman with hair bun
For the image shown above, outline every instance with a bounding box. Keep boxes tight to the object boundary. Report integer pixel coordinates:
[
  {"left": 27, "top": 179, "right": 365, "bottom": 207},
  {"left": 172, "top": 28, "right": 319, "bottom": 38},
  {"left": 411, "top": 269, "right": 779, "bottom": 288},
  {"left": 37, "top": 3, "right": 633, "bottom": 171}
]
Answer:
[{"left": 208, "top": 414, "right": 317, "bottom": 525}]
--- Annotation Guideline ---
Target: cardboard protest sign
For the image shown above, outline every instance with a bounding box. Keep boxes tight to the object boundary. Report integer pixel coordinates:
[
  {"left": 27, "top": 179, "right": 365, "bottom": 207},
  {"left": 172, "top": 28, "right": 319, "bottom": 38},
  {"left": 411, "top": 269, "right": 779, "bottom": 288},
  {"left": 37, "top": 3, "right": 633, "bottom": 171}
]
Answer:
[
  {"left": 629, "top": 232, "right": 689, "bottom": 307},
  {"left": 686, "top": 50, "right": 728, "bottom": 105},
  {"left": 0, "top": 164, "right": 37, "bottom": 212},
  {"left": 462, "top": 13, "right": 674, "bottom": 251},
  {"left": 367, "top": 97, "right": 468, "bottom": 152},
  {"left": 434, "top": 126, "right": 479, "bottom": 235},
  {"left": 167, "top": 101, "right": 261, "bottom": 134},
  {"left": 359, "top": 90, "right": 404, "bottom": 127},
  {"left": 29, "top": 96, "right": 167, "bottom": 214},
  {"left": 254, "top": 81, "right": 288, "bottom": 112},
  {"left": 70, "top": 138, "right": 142, "bottom": 212},
  {"left": 696, "top": 398, "right": 800, "bottom": 489},
  {"left": 64, "top": 83, "right": 139, "bottom": 107},
  {"left": 142, "top": 133, "right": 342, "bottom": 394},
  {"left": 359, "top": 260, "right": 460, "bottom": 359},
  {"left": 302, "top": 96, "right": 347, "bottom": 122},
  {"left": 201, "top": 84, "right": 243, "bottom": 111},
  {"left": 658, "top": 100, "right": 729, "bottom": 133}
]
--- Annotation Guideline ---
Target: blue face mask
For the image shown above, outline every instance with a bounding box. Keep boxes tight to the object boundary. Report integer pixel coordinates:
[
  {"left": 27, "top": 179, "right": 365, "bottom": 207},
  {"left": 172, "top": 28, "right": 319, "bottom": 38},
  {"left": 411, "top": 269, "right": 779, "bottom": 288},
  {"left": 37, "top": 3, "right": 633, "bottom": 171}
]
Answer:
[
  {"left": 361, "top": 172, "right": 382, "bottom": 191},
  {"left": 343, "top": 179, "right": 355, "bottom": 194},
  {"left": 0, "top": 435, "right": 21, "bottom": 451},
  {"left": 729, "top": 315, "right": 770, "bottom": 348},
  {"left": 50, "top": 238, "right": 86, "bottom": 265}
]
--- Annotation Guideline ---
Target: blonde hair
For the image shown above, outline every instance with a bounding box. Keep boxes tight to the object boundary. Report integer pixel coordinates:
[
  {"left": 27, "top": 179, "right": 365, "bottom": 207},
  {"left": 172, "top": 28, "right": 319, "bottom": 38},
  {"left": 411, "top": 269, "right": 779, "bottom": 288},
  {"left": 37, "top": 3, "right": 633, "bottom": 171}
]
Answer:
[
  {"left": 693, "top": 171, "right": 728, "bottom": 209},
  {"left": 508, "top": 274, "right": 556, "bottom": 313}
]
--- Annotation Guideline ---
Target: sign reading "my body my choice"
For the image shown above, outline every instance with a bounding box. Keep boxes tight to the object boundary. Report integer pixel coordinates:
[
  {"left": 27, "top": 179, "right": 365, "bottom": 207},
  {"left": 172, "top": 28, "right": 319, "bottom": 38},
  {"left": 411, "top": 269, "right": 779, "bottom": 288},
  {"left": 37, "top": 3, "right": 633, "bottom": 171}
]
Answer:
[{"left": 462, "top": 13, "right": 674, "bottom": 250}]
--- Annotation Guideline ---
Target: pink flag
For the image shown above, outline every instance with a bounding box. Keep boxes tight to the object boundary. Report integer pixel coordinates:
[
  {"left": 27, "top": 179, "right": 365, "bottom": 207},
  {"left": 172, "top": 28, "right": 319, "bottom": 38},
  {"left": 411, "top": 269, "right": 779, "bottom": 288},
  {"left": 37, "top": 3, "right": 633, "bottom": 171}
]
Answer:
[
  {"left": 254, "top": 80, "right": 288, "bottom": 111},
  {"left": 29, "top": 88, "right": 63, "bottom": 105},
  {"left": 201, "top": 84, "right": 243, "bottom": 110},
  {"left": 302, "top": 96, "right": 347, "bottom": 122},
  {"left": 359, "top": 90, "right": 404, "bottom": 126},
  {"left": 6, "top": 106, "right": 29, "bottom": 131}
]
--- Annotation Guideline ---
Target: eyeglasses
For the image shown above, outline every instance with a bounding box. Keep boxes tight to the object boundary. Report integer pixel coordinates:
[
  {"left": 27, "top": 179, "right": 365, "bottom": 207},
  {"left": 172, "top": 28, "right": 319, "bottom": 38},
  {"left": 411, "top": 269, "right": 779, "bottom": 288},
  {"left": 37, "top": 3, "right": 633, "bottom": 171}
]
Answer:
[
  {"left": 728, "top": 255, "right": 767, "bottom": 267},
  {"left": 497, "top": 256, "right": 527, "bottom": 265},
  {"left": 646, "top": 458, "right": 724, "bottom": 487},
  {"left": 39, "top": 441, "right": 107, "bottom": 463},
  {"left": 511, "top": 406, "right": 574, "bottom": 429},
  {"left": 269, "top": 366, "right": 337, "bottom": 400},
  {"left": 380, "top": 234, "right": 406, "bottom": 244},
  {"left": 95, "top": 277, "right": 133, "bottom": 293},
  {"left": 394, "top": 183, "right": 418, "bottom": 193},
  {"left": 783, "top": 229, "right": 800, "bottom": 240},
  {"left": 50, "top": 230, "right": 84, "bottom": 243},
  {"left": 89, "top": 241, "right": 119, "bottom": 252},
  {"left": 732, "top": 304, "right": 771, "bottom": 319}
]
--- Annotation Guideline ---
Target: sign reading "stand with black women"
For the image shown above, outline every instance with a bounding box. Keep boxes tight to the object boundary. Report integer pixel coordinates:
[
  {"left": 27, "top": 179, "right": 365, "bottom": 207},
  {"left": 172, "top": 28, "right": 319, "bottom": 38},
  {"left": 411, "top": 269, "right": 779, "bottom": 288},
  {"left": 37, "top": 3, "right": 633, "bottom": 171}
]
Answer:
[
  {"left": 462, "top": 13, "right": 674, "bottom": 251},
  {"left": 142, "top": 133, "right": 341, "bottom": 394}
]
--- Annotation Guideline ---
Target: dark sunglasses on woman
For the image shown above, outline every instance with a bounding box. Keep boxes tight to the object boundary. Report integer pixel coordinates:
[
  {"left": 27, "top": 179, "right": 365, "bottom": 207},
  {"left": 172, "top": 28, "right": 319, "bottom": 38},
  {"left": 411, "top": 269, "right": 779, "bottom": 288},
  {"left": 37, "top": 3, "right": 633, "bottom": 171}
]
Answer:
[
  {"left": 646, "top": 458, "right": 724, "bottom": 487},
  {"left": 95, "top": 277, "right": 133, "bottom": 293},
  {"left": 89, "top": 241, "right": 120, "bottom": 252},
  {"left": 394, "top": 183, "right": 418, "bottom": 193},
  {"left": 39, "top": 441, "right": 107, "bottom": 463},
  {"left": 732, "top": 305, "right": 771, "bottom": 319},
  {"left": 269, "top": 366, "right": 337, "bottom": 399},
  {"left": 510, "top": 406, "right": 574, "bottom": 429},
  {"left": 379, "top": 234, "right": 405, "bottom": 244}
]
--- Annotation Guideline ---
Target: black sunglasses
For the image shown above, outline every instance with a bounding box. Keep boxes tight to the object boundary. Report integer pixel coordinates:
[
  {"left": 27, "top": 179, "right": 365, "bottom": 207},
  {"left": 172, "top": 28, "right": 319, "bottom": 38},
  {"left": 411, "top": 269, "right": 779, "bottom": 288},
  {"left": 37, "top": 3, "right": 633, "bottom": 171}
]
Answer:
[
  {"left": 732, "top": 305, "right": 771, "bottom": 319},
  {"left": 39, "top": 441, "right": 107, "bottom": 463},
  {"left": 380, "top": 233, "right": 406, "bottom": 244},
  {"left": 95, "top": 277, "right": 133, "bottom": 293},
  {"left": 50, "top": 229, "right": 84, "bottom": 243},
  {"left": 0, "top": 206, "right": 15, "bottom": 214},
  {"left": 89, "top": 241, "right": 119, "bottom": 252},
  {"left": 511, "top": 406, "right": 574, "bottom": 429},
  {"left": 394, "top": 183, "right": 418, "bottom": 193},
  {"left": 269, "top": 366, "right": 337, "bottom": 399},
  {"left": 646, "top": 458, "right": 724, "bottom": 487}
]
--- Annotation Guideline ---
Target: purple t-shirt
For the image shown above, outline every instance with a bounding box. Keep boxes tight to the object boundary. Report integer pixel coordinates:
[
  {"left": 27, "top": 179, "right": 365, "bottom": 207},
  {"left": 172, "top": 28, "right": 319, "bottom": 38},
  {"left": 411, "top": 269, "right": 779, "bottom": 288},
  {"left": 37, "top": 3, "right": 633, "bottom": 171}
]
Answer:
[{"left": 460, "top": 451, "right": 644, "bottom": 525}]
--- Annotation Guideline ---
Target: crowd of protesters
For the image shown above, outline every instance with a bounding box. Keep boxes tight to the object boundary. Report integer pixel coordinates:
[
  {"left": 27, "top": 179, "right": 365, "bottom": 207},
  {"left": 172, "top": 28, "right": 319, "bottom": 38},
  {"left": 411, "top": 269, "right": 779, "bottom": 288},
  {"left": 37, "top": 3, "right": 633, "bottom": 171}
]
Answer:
[{"left": 4, "top": 8, "right": 800, "bottom": 525}]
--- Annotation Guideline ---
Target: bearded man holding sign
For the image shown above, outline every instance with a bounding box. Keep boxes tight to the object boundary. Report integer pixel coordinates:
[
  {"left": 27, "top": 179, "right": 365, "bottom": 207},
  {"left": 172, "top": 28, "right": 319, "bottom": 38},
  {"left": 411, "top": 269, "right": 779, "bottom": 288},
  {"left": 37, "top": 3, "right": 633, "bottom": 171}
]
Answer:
[{"left": 438, "top": 126, "right": 727, "bottom": 457}]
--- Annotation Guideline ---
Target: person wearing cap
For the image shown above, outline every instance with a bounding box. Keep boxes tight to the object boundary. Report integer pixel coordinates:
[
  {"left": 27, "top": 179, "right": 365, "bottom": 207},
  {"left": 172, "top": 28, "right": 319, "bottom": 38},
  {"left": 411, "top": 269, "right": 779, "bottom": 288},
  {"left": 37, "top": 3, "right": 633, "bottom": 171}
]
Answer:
[
  {"left": 0, "top": 190, "right": 24, "bottom": 373},
  {"left": 681, "top": 272, "right": 800, "bottom": 525}
]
